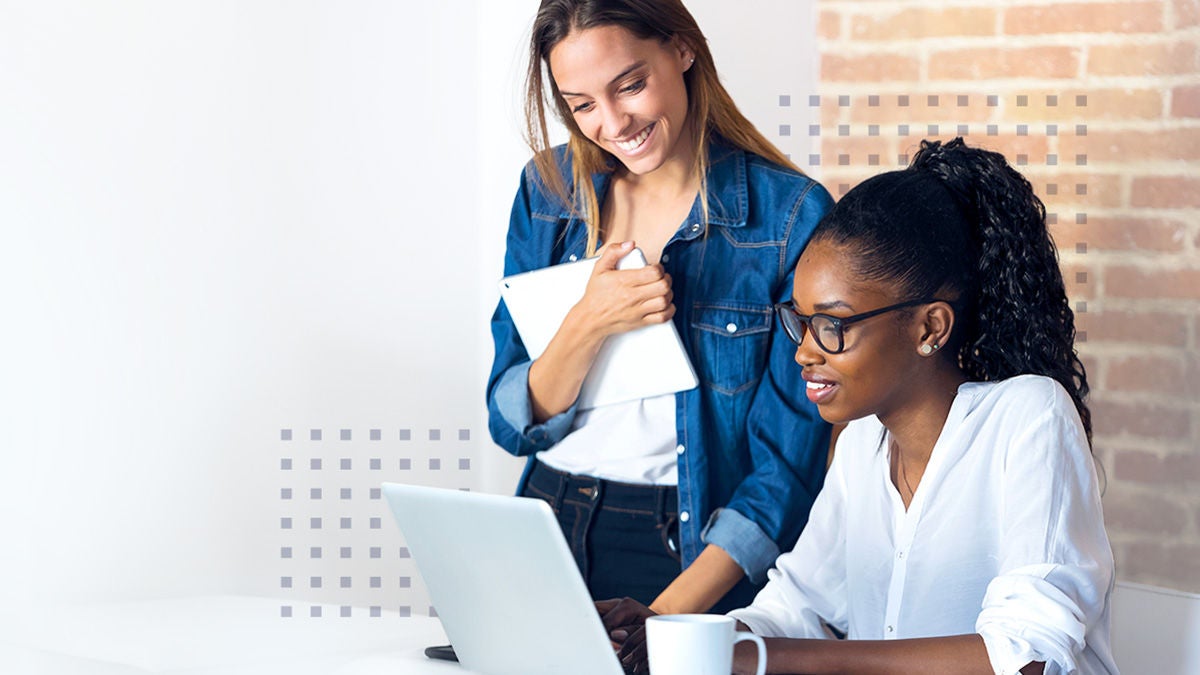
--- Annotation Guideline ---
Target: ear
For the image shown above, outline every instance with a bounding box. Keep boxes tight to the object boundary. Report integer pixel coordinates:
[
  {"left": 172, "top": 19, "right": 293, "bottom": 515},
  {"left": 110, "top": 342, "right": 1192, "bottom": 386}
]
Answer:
[
  {"left": 915, "top": 301, "right": 955, "bottom": 357},
  {"left": 671, "top": 36, "right": 695, "bottom": 71}
]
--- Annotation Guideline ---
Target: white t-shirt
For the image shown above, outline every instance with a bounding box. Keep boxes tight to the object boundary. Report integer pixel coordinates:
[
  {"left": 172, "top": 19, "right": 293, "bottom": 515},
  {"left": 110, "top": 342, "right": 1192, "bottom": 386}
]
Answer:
[
  {"left": 729, "top": 375, "right": 1117, "bottom": 675},
  {"left": 536, "top": 393, "right": 678, "bottom": 485}
]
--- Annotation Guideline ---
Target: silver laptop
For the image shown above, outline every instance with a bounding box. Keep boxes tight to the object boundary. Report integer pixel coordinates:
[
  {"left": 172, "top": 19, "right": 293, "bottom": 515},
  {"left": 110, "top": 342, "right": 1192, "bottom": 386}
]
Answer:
[{"left": 382, "top": 482, "right": 625, "bottom": 675}]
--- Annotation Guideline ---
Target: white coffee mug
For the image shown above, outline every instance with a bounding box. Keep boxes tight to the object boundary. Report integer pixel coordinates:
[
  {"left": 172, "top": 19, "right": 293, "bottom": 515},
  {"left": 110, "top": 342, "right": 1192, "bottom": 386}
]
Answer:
[{"left": 645, "top": 614, "right": 767, "bottom": 675}]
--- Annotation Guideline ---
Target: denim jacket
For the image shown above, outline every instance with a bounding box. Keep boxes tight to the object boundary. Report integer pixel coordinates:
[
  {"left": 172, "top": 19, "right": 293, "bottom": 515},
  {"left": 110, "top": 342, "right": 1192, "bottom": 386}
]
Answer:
[{"left": 486, "top": 140, "right": 833, "bottom": 587}]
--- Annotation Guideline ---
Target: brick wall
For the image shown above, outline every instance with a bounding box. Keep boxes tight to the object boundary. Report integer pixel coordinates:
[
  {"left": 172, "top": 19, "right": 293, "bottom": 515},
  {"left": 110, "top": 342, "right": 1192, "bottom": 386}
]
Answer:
[{"left": 809, "top": 0, "right": 1200, "bottom": 592}]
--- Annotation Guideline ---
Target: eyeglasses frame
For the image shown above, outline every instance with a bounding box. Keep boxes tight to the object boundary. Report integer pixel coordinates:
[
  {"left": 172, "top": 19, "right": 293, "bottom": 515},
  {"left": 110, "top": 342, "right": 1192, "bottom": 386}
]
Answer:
[{"left": 774, "top": 297, "right": 950, "bottom": 355}]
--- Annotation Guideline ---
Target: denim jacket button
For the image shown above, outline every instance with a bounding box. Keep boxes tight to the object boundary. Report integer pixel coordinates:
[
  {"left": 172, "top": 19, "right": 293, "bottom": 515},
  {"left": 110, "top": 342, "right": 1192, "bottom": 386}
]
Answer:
[
  {"left": 689, "top": 223, "right": 701, "bottom": 233},
  {"left": 568, "top": 254, "right": 578, "bottom": 262},
  {"left": 676, "top": 444, "right": 685, "bottom": 455},
  {"left": 679, "top": 511, "right": 690, "bottom": 523},
  {"left": 725, "top": 322, "right": 738, "bottom": 333},
  {"left": 662, "top": 253, "right": 670, "bottom": 263}
]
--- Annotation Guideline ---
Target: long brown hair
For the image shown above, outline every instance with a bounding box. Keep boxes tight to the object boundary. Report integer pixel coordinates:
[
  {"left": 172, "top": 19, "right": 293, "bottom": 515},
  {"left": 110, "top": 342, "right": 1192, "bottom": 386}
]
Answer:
[{"left": 526, "top": 0, "right": 800, "bottom": 255}]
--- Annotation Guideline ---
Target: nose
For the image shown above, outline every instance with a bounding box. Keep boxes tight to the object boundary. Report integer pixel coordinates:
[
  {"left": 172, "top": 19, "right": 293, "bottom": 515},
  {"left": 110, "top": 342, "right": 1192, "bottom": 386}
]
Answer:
[
  {"left": 793, "top": 335, "right": 825, "bottom": 368},
  {"left": 598, "top": 101, "right": 631, "bottom": 139}
]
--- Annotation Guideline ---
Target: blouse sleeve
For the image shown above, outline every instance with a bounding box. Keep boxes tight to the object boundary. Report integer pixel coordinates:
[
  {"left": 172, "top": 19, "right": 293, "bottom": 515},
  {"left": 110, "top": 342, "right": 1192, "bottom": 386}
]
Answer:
[
  {"left": 727, "top": 429, "right": 851, "bottom": 639},
  {"left": 975, "top": 381, "right": 1114, "bottom": 674}
]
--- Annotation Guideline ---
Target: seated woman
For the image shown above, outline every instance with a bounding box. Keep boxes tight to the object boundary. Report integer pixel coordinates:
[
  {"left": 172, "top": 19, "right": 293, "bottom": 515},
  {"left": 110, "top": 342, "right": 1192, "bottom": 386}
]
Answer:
[{"left": 600, "top": 138, "right": 1117, "bottom": 674}]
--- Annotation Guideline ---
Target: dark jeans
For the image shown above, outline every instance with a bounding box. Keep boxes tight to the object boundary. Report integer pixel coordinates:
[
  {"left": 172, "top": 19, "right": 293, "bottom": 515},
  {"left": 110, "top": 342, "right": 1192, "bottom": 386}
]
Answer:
[{"left": 522, "top": 459, "right": 681, "bottom": 606}]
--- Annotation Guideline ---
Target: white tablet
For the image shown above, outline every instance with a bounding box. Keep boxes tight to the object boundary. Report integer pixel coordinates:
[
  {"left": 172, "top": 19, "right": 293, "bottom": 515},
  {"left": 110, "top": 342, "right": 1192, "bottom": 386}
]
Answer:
[{"left": 499, "top": 249, "right": 698, "bottom": 410}]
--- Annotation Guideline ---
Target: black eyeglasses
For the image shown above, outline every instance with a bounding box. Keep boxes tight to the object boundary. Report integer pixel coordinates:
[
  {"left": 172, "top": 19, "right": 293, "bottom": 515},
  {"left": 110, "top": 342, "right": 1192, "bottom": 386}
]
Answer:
[{"left": 774, "top": 298, "right": 945, "bottom": 355}]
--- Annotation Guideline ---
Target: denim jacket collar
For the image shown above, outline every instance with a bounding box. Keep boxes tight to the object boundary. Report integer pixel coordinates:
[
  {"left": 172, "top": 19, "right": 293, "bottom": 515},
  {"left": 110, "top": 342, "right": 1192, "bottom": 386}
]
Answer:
[{"left": 543, "top": 139, "right": 750, "bottom": 232}]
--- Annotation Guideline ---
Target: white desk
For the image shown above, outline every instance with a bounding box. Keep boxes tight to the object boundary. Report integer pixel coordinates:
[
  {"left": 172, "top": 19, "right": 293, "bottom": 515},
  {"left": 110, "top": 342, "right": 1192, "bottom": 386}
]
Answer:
[{"left": 0, "top": 595, "right": 482, "bottom": 674}]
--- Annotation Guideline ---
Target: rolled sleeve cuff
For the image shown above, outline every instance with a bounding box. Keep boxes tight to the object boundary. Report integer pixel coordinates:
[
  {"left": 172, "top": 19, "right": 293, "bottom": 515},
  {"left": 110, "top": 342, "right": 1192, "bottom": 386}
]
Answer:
[
  {"left": 975, "top": 564, "right": 1087, "bottom": 675},
  {"left": 701, "top": 507, "right": 781, "bottom": 584},
  {"left": 493, "top": 361, "right": 578, "bottom": 450}
]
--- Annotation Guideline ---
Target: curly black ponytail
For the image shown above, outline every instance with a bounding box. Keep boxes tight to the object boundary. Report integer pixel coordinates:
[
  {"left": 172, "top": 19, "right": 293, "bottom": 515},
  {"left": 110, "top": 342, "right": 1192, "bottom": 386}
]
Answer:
[{"left": 812, "top": 138, "right": 1092, "bottom": 445}]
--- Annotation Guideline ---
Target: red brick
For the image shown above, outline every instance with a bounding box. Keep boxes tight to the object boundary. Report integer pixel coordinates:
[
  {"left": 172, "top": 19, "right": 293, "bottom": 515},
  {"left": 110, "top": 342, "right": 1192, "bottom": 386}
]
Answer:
[
  {"left": 1173, "top": 85, "right": 1200, "bottom": 118},
  {"left": 1106, "top": 355, "right": 1199, "bottom": 397},
  {"left": 820, "top": 96, "right": 842, "bottom": 127},
  {"left": 1120, "top": 540, "right": 1200, "bottom": 592},
  {"left": 1054, "top": 217, "right": 1189, "bottom": 253},
  {"left": 930, "top": 46, "right": 1080, "bottom": 80},
  {"left": 819, "top": 10, "right": 841, "bottom": 40},
  {"left": 1131, "top": 176, "right": 1200, "bottom": 208},
  {"left": 1005, "top": 2, "right": 1164, "bottom": 34},
  {"left": 1176, "top": 0, "right": 1200, "bottom": 28},
  {"left": 1090, "top": 40, "right": 1196, "bottom": 77},
  {"left": 967, "top": 134, "right": 1052, "bottom": 166},
  {"left": 1106, "top": 265, "right": 1200, "bottom": 299},
  {"left": 847, "top": 92, "right": 995, "bottom": 125},
  {"left": 1061, "top": 261, "right": 1097, "bottom": 300},
  {"left": 851, "top": 7, "right": 998, "bottom": 40},
  {"left": 817, "top": 170, "right": 874, "bottom": 198},
  {"left": 1090, "top": 397, "right": 1192, "bottom": 440},
  {"left": 1036, "top": 174, "right": 1124, "bottom": 210},
  {"left": 1114, "top": 449, "right": 1200, "bottom": 484},
  {"left": 1080, "top": 353, "right": 1101, "bottom": 384},
  {"left": 1101, "top": 486, "right": 1189, "bottom": 535},
  {"left": 1008, "top": 89, "right": 1162, "bottom": 122},
  {"left": 1060, "top": 129, "right": 1200, "bottom": 164},
  {"left": 821, "top": 136, "right": 894, "bottom": 166},
  {"left": 821, "top": 53, "right": 921, "bottom": 82},
  {"left": 1085, "top": 309, "right": 1189, "bottom": 347}
]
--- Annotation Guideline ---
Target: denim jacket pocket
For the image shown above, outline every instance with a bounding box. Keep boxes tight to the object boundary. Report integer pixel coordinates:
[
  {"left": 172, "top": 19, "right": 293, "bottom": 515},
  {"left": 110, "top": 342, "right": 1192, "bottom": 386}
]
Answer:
[{"left": 690, "top": 304, "right": 773, "bottom": 395}]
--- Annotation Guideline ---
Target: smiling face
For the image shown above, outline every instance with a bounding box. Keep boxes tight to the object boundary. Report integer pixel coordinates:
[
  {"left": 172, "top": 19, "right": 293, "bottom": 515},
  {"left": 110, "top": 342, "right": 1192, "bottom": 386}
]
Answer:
[
  {"left": 790, "top": 239, "right": 931, "bottom": 425},
  {"left": 548, "top": 24, "right": 695, "bottom": 177}
]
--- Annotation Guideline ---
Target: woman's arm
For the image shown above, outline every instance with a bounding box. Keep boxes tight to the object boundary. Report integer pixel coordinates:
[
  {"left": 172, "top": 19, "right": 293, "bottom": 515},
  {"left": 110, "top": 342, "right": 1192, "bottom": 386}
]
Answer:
[
  {"left": 487, "top": 165, "right": 675, "bottom": 450},
  {"left": 733, "top": 634, "right": 1044, "bottom": 675},
  {"left": 527, "top": 241, "right": 675, "bottom": 421},
  {"left": 648, "top": 544, "right": 744, "bottom": 614}
]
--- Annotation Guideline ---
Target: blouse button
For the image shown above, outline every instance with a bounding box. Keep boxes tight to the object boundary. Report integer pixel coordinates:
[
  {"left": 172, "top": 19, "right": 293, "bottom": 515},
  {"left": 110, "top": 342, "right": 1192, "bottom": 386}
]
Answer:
[
  {"left": 725, "top": 323, "right": 738, "bottom": 334},
  {"left": 887, "top": 625, "right": 894, "bottom": 633}
]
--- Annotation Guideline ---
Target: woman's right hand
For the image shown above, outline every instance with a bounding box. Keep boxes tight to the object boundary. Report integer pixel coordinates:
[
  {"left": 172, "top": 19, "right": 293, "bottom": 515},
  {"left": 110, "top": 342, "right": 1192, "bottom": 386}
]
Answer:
[
  {"left": 571, "top": 241, "right": 675, "bottom": 338},
  {"left": 527, "top": 241, "right": 674, "bottom": 423},
  {"left": 596, "top": 597, "right": 658, "bottom": 674}
]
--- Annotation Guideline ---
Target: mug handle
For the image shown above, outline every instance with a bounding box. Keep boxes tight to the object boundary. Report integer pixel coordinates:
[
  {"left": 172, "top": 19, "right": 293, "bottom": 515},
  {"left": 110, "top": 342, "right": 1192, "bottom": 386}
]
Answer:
[{"left": 733, "top": 632, "right": 767, "bottom": 675}]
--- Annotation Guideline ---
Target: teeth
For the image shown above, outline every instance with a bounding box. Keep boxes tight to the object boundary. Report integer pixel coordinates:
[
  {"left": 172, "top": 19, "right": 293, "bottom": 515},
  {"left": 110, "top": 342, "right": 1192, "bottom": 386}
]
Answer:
[
  {"left": 615, "top": 125, "right": 652, "bottom": 152},
  {"left": 806, "top": 381, "right": 832, "bottom": 390}
]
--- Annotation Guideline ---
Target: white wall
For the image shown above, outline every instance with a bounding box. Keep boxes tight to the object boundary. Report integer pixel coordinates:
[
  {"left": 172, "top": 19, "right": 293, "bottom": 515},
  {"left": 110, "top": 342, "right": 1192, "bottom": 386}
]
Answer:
[{"left": 0, "top": 0, "right": 816, "bottom": 612}]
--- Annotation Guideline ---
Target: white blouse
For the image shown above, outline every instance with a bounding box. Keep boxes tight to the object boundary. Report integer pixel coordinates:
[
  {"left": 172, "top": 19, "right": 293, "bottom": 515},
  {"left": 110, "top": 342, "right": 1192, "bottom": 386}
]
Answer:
[
  {"left": 537, "top": 393, "right": 678, "bottom": 485},
  {"left": 729, "top": 375, "right": 1117, "bottom": 674}
]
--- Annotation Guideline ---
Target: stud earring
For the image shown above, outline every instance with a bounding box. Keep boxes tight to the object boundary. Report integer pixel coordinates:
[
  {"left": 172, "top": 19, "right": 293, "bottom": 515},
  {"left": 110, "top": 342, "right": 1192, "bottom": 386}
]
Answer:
[{"left": 920, "top": 344, "right": 933, "bottom": 355}]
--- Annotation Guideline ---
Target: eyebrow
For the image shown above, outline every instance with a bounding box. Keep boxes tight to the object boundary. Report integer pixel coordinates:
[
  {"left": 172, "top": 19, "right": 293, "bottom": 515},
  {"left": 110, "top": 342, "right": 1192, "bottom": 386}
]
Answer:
[
  {"left": 812, "top": 300, "right": 854, "bottom": 312},
  {"left": 558, "top": 60, "right": 648, "bottom": 97}
]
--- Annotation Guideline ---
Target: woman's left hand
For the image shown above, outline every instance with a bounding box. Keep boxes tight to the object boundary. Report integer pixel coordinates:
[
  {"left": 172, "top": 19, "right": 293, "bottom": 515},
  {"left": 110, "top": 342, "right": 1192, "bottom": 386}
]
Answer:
[{"left": 595, "top": 597, "right": 657, "bottom": 673}]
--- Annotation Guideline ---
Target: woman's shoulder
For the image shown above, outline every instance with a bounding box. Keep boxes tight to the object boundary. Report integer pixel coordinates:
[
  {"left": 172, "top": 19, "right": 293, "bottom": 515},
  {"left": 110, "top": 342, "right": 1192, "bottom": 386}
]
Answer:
[
  {"left": 742, "top": 151, "right": 834, "bottom": 222},
  {"left": 707, "top": 141, "right": 834, "bottom": 237},
  {"left": 962, "top": 374, "right": 1075, "bottom": 420},
  {"left": 720, "top": 143, "right": 822, "bottom": 191},
  {"left": 521, "top": 144, "right": 573, "bottom": 183}
]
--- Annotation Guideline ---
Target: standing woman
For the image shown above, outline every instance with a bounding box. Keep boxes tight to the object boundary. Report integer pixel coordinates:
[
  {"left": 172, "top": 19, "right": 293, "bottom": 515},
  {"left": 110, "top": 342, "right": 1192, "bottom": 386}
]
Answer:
[{"left": 487, "top": 0, "right": 832, "bottom": 615}]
